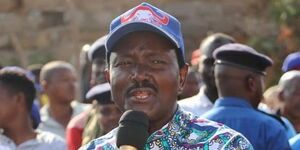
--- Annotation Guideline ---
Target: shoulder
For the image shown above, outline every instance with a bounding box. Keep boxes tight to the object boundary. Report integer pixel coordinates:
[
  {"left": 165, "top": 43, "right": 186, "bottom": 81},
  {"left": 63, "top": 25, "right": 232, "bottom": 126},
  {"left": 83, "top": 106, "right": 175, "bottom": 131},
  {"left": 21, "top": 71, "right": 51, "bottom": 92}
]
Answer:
[
  {"left": 185, "top": 114, "right": 253, "bottom": 149},
  {"left": 71, "top": 101, "right": 92, "bottom": 116},
  {"left": 80, "top": 128, "right": 118, "bottom": 150},
  {"left": 255, "top": 111, "right": 287, "bottom": 130},
  {"left": 36, "top": 130, "right": 66, "bottom": 144},
  {"left": 178, "top": 94, "right": 199, "bottom": 105}
]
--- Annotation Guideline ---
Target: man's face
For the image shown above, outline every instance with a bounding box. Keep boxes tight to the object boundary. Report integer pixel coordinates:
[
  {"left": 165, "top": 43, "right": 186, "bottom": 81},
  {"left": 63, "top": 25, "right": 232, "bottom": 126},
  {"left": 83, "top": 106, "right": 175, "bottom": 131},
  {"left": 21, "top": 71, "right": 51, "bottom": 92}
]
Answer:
[
  {"left": 45, "top": 69, "right": 76, "bottom": 103},
  {"left": 90, "top": 59, "right": 107, "bottom": 86},
  {"left": 0, "top": 85, "right": 17, "bottom": 128},
  {"left": 97, "top": 104, "right": 121, "bottom": 135},
  {"left": 107, "top": 31, "right": 187, "bottom": 123},
  {"left": 198, "top": 55, "right": 215, "bottom": 89},
  {"left": 179, "top": 72, "right": 201, "bottom": 99},
  {"left": 284, "top": 78, "right": 300, "bottom": 116}
]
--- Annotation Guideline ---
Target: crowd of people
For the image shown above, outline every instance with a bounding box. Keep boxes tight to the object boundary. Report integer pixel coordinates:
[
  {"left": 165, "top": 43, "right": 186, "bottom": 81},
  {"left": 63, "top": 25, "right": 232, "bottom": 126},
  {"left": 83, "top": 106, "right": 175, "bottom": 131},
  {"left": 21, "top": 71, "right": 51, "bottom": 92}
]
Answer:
[{"left": 1, "top": 2, "right": 300, "bottom": 150}]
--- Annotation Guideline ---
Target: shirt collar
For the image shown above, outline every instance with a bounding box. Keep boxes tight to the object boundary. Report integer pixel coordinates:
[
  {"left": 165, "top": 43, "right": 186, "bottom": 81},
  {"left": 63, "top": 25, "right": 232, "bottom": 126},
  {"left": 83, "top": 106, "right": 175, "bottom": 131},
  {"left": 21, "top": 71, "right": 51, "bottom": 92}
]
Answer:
[{"left": 214, "top": 97, "right": 253, "bottom": 109}]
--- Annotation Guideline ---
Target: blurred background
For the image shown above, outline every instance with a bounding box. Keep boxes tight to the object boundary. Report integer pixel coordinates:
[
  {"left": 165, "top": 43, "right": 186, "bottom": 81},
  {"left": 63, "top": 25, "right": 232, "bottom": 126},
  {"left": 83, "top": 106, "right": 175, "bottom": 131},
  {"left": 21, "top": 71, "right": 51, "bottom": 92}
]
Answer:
[{"left": 0, "top": 0, "right": 299, "bottom": 87}]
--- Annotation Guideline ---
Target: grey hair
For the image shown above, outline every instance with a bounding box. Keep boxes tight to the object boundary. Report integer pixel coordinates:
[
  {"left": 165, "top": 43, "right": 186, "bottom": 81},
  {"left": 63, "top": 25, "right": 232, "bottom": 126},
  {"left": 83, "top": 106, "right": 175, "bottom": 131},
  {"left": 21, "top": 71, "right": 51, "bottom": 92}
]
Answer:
[{"left": 278, "top": 70, "right": 300, "bottom": 98}]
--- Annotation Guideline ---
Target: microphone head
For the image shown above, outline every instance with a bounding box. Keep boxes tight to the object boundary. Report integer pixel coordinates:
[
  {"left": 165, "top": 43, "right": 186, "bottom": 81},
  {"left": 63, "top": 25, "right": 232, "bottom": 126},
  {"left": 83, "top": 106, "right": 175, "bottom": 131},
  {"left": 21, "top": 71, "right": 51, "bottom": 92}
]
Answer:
[{"left": 116, "top": 110, "right": 149, "bottom": 149}]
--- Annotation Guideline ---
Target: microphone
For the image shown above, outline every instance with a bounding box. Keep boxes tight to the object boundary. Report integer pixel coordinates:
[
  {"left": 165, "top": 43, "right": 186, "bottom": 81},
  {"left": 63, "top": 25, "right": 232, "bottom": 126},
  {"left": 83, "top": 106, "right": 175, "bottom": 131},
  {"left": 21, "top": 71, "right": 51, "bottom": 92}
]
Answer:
[{"left": 116, "top": 110, "right": 149, "bottom": 150}]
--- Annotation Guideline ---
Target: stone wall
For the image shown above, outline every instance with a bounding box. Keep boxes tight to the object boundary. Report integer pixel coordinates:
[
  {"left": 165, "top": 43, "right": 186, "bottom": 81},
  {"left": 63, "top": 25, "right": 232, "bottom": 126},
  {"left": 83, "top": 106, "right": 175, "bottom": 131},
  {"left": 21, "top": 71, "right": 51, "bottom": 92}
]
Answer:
[{"left": 0, "top": 0, "right": 277, "bottom": 67}]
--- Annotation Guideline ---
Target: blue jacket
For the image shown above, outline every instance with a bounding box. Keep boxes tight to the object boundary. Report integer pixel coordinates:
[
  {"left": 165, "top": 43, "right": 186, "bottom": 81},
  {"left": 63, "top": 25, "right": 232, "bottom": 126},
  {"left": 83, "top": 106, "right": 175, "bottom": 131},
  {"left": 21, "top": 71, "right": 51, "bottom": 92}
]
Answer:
[{"left": 202, "top": 97, "right": 291, "bottom": 150}]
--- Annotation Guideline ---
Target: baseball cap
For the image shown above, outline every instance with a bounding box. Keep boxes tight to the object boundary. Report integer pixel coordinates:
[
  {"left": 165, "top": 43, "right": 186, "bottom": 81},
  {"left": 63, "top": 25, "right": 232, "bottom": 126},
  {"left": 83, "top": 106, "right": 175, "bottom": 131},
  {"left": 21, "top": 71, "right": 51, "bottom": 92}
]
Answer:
[
  {"left": 213, "top": 43, "right": 273, "bottom": 74},
  {"left": 88, "top": 35, "right": 108, "bottom": 62},
  {"left": 85, "top": 82, "right": 113, "bottom": 104},
  {"left": 105, "top": 2, "right": 185, "bottom": 66},
  {"left": 282, "top": 52, "right": 300, "bottom": 72}
]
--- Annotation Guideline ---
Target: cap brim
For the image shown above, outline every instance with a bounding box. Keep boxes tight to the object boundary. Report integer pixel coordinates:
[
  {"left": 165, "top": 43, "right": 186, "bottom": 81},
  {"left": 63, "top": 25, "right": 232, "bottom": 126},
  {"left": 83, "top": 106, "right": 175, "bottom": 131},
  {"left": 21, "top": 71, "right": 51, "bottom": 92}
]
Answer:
[{"left": 105, "top": 21, "right": 180, "bottom": 52}]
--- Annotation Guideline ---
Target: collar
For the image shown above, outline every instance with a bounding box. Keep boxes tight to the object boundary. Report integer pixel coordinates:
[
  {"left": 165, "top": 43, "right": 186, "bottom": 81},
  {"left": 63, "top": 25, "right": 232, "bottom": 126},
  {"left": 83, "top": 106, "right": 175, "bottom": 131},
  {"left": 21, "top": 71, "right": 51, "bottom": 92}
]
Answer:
[{"left": 214, "top": 97, "right": 253, "bottom": 109}]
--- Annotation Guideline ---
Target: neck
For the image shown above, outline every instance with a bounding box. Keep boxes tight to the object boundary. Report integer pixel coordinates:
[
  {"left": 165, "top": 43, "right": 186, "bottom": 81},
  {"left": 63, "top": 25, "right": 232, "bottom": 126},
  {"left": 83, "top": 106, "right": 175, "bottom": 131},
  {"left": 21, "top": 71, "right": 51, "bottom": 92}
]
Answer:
[
  {"left": 204, "top": 86, "right": 218, "bottom": 103},
  {"left": 148, "top": 105, "right": 177, "bottom": 134},
  {"left": 4, "top": 114, "right": 36, "bottom": 145},
  {"left": 49, "top": 101, "right": 73, "bottom": 128}
]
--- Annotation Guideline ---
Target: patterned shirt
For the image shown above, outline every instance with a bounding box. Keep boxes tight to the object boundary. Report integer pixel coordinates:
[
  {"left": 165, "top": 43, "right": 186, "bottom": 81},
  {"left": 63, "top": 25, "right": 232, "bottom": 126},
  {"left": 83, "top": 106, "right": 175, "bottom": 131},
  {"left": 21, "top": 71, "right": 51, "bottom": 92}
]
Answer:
[{"left": 80, "top": 107, "right": 253, "bottom": 150}]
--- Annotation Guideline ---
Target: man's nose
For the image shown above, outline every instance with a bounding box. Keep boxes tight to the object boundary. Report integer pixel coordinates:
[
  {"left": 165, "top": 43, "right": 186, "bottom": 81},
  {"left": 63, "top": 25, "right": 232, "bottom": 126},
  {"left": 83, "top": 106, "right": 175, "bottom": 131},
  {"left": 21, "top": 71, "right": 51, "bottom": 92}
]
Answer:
[{"left": 129, "top": 63, "right": 150, "bottom": 82}]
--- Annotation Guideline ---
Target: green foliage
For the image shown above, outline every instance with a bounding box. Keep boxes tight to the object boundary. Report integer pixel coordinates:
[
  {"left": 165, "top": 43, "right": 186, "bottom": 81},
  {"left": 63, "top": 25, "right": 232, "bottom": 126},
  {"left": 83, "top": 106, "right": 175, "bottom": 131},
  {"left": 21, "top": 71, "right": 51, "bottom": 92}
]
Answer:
[{"left": 270, "top": 0, "right": 300, "bottom": 25}]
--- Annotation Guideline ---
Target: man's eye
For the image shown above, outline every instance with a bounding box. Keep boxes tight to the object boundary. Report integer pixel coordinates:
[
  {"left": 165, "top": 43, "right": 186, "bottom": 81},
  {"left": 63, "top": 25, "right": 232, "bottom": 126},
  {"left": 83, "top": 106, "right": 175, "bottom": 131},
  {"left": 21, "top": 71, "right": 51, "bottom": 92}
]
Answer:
[
  {"left": 152, "top": 60, "right": 165, "bottom": 64},
  {"left": 116, "top": 61, "right": 132, "bottom": 66}
]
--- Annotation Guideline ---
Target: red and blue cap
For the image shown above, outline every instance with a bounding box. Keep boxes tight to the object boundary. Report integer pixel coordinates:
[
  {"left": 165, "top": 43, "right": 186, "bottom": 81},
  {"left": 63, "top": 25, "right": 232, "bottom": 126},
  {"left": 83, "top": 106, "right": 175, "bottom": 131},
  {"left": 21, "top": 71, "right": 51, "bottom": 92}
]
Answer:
[
  {"left": 105, "top": 2, "right": 185, "bottom": 66},
  {"left": 282, "top": 52, "right": 300, "bottom": 72}
]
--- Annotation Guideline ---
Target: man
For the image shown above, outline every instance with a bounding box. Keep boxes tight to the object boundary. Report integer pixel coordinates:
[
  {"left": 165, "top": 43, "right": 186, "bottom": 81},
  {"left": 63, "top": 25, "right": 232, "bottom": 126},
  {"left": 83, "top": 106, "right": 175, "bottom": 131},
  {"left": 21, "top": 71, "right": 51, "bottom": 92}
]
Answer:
[
  {"left": 38, "top": 61, "right": 90, "bottom": 138},
  {"left": 277, "top": 70, "right": 300, "bottom": 133},
  {"left": 80, "top": 3, "right": 253, "bottom": 149},
  {"left": 178, "top": 68, "right": 201, "bottom": 100},
  {"left": 282, "top": 51, "right": 300, "bottom": 72},
  {"left": 202, "top": 43, "right": 291, "bottom": 150},
  {"left": 81, "top": 82, "right": 121, "bottom": 145},
  {"left": 0, "top": 68, "right": 66, "bottom": 150},
  {"left": 87, "top": 35, "right": 109, "bottom": 88},
  {"left": 179, "top": 33, "right": 235, "bottom": 116},
  {"left": 66, "top": 36, "right": 109, "bottom": 150}
]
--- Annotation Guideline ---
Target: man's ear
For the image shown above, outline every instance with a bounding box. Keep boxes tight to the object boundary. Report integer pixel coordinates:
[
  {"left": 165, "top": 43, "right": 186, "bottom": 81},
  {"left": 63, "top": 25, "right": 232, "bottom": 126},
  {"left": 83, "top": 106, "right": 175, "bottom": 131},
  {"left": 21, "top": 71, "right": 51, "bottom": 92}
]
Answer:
[
  {"left": 105, "top": 68, "right": 110, "bottom": 83},
  {"left": 178, "top": 64, "right": 188, "bottom": 92},
  {"left": 246, "top": 75, "right": 256, "bottom": 92},
  {"left": 15, "top": 92, "right": 27, "bottom": 111},
  {"left": 278, "top": 91, "right": 285, "bottom": 102},
  {"left": 41, "top": 80, "right": 48, "bottom": 92}
]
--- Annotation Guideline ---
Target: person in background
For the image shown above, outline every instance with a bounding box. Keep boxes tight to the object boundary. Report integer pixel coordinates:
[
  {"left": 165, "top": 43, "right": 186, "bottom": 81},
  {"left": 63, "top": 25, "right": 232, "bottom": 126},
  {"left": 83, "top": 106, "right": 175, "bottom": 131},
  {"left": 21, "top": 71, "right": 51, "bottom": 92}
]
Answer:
[
  {"left": 27, "top": 64, "right": 45, "bottom": 107},
  {"left": 66, "top": 35, "right": 108, "bottom": 150},
  {"left": 277, "top": 70, "right": 300, "bottom": 133},
  {"left": 258, "top": 85, "right": 281, "bottom": 114},
  {"left": 79, "top": 44, "right": 93, "bottom": 102},
  {"left": 81, "top": 83, "right": 121, "bottom": 145},
  {"left": 38, "top": 61, "right": 90, "bottom": 139},
  {"left": 179, "top": 33, "right": 235, "bottom": 116},
  {"left": 80, "top": 3, "right": 253, "bottom": 149},
  {"left": 87, "top": 35, "right": 108, "bottom": 88},
  {"left": 202, "top": 43, "right": 291, "bottom": 150},
  {"left": 258, "top": 84, "right": 296, "bottom": 139},
  {"left": 178, "top": 67, "right": 201, "bottom": 100},
  {"left": 282, "top": 51, "right": 300, "bottom": 72},
  {"left": 0, "top": 68, "right": 66, "bottom": 150}
]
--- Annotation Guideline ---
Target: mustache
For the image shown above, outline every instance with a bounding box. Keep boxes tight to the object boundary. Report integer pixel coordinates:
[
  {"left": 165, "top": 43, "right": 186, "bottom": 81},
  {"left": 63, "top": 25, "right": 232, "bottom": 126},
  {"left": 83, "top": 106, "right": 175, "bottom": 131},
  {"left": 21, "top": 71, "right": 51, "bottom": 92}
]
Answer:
[{"left": 126, "top": 81, "right": 158, "bottom": 94}]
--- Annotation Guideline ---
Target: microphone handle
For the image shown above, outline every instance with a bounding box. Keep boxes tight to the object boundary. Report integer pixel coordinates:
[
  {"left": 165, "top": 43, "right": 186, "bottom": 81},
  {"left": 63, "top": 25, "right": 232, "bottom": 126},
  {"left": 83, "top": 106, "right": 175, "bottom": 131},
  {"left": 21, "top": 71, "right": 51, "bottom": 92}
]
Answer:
[{"left": 119, "top": 145, "right": 138, "bottom": 150}]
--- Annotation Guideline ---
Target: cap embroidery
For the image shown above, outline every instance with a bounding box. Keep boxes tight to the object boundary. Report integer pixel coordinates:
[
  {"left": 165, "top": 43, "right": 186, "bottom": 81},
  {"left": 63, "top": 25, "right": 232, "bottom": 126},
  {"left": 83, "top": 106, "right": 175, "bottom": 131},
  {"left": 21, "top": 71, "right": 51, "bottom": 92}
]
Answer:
[{"left": 121, "top": 5, "right": 169, "bottom": 26}]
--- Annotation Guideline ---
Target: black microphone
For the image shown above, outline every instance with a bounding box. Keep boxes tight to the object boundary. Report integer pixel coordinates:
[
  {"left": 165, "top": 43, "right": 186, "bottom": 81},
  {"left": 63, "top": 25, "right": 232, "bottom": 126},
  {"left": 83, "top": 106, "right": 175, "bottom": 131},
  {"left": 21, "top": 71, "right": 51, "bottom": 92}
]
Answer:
[{"left": 116, "top": 110, "right": 149, "bottom": 150}]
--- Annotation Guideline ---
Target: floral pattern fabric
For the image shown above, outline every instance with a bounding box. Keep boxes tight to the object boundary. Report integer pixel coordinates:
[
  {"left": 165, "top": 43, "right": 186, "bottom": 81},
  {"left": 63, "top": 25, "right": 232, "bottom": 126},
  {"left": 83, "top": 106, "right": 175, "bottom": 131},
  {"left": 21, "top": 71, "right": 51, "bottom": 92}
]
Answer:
[{"left": 80, "top": 107, "right": 253, "bottom": 150}]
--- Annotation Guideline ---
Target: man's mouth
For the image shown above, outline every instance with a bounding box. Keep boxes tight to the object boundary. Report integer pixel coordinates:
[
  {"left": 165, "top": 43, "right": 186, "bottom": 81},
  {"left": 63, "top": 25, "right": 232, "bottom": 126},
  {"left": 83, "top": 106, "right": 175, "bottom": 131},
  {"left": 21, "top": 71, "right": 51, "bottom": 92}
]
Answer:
[
  {"left": 131, "top": 90, "right": 151, "bottom": 99},
  {"left": 128, "top": 88, "right": 155, "bottom": 101}
]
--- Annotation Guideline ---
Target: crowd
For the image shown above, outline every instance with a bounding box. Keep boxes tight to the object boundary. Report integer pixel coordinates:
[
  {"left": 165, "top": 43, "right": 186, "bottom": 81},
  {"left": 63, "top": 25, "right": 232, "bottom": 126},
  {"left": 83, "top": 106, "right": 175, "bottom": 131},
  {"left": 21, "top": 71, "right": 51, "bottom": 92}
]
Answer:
[{"left": 1, "top": 2, "right": 300, "bottom": 150}]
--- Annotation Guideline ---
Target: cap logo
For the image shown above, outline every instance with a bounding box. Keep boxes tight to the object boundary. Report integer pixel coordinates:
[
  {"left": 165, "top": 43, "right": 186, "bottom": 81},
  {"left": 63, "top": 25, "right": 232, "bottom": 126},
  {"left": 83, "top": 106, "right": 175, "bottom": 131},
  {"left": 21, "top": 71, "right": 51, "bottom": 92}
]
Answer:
[{"left": 121, "top": 5, "right": 169, "bottom": 26}]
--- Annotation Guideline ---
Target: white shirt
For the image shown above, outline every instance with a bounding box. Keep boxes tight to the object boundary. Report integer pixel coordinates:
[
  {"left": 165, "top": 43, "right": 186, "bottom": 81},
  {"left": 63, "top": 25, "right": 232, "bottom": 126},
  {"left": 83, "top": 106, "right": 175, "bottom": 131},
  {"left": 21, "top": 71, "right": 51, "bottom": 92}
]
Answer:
[
  {"left": 38, "top": 101, "right": 91, "bottom": 139},
  {"left": 178, "top": 87, "right": 213, "bottom": 116},
  {"left": 0, "top": 131, "right": 67, "bottom": 150}
]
